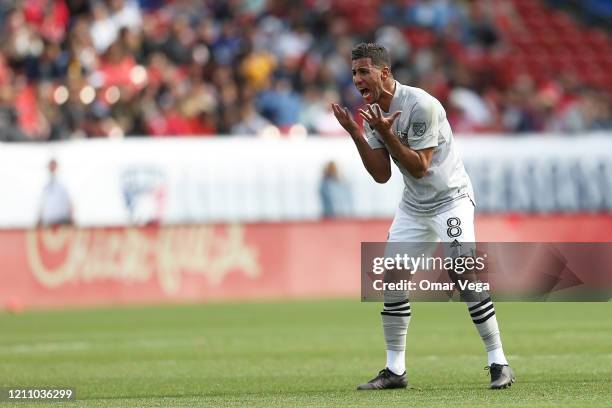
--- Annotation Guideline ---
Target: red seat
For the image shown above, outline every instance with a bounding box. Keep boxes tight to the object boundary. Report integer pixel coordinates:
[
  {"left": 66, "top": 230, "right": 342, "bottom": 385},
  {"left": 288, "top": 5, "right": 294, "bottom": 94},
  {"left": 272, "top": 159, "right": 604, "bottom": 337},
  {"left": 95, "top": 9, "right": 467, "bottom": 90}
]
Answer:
[{"left": 550, "top": 11, "right": 575, "bottom": 29}]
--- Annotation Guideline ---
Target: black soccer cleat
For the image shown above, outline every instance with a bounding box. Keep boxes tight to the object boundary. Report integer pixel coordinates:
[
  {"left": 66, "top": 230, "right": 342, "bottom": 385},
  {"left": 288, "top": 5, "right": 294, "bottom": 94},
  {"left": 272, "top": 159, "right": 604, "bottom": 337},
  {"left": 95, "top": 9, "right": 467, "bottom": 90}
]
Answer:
[
  {"left": 487, "top": 363, "right": 515, "bottom": 389},
  {"left": 356, "top": 368, "right": 408, "bottom": 390}
]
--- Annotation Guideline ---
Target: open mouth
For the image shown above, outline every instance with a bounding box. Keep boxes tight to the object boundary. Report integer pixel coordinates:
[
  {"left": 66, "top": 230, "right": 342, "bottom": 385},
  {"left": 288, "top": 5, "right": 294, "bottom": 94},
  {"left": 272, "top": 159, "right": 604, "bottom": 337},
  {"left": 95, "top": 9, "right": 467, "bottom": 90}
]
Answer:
[{"left": 359, "top": 88, "right": 371, "bottom": 99}]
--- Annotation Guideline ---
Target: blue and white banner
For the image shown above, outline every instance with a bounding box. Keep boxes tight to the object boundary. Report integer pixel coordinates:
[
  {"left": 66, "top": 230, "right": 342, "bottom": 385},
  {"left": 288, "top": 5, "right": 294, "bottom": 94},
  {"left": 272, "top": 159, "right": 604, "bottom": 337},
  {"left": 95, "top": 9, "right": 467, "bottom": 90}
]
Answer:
[{"left": 1, "top": 134, "right": 611, "bottom": 228}]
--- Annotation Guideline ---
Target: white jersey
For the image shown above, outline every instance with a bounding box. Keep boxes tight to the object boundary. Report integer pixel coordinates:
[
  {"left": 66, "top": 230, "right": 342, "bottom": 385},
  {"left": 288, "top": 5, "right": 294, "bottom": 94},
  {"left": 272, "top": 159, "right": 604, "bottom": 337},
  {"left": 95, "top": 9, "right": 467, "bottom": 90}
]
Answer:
[{"left": 365, "top": 81, "right": 474, "bottom": 216}]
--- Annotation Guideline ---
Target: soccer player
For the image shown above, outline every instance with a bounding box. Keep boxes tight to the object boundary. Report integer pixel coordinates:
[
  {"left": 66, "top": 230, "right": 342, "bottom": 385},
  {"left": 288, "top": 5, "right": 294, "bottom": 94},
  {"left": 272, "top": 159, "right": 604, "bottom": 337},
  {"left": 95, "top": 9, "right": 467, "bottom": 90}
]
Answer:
[{"left": 332, "top": 43, "right": 515, "bottom": 390}]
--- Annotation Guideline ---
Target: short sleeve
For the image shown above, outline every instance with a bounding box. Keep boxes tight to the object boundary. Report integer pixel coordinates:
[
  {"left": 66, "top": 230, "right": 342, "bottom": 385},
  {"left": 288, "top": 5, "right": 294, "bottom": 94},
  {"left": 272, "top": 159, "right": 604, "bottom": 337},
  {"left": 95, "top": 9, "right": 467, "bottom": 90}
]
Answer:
[
  {"left": 364, "top": 122, "right": 385, "bottom": 150},
  {"left": 406, "top": 99, "right": 439, "bottom": 150}
]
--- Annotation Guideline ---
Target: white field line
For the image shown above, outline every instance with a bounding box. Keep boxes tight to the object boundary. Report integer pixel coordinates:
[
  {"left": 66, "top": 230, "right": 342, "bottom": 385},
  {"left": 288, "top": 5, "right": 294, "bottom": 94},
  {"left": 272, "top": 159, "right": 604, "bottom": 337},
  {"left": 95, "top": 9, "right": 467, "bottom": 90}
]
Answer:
[
  {"left": 0, "top": 338, "right": 203, "bottom": 354},
  {"left": 0, "top": 338, "right": 611, "bottom": 363}
]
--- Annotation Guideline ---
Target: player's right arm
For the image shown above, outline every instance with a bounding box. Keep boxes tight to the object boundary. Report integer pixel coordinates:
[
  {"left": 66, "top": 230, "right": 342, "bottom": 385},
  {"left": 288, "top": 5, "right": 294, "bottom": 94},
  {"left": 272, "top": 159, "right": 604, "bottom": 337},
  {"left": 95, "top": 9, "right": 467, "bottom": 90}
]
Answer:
[{"left": 332, "top": 103, "right": 391, "bottom": 183}]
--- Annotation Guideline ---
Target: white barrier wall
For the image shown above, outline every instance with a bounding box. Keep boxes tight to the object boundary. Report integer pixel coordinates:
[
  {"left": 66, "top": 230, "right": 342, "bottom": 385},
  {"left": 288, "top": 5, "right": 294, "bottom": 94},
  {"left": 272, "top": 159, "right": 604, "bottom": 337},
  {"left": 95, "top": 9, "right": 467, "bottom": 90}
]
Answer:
[{"left": 1, "top": 134, "right": 611, "bottom": 228}]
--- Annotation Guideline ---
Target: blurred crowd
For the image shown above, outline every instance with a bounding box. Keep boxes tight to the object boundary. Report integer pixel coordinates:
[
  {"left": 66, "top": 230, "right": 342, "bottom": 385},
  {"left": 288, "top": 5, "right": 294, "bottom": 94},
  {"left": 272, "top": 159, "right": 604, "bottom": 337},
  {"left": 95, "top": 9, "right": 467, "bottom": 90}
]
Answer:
[{"left": 0, "top": 0, "right": 611, "bottom": 141}]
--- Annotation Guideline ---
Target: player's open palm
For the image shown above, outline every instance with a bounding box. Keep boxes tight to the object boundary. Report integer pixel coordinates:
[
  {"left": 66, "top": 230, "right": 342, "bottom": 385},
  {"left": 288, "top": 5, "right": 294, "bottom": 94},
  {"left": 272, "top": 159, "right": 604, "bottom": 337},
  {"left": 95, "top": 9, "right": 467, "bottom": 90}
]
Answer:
[
  {"left": 359, "top": 104, "right": 401, "bottom": 134},
  {"left": 332, "top": 103, "right": 360, "bottom": 134}
]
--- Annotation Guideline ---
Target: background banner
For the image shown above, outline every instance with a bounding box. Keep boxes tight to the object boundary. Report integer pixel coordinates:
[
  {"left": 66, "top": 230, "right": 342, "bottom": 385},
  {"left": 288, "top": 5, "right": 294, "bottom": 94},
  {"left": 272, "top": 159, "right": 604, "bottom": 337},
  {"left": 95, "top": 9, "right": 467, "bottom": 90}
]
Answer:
[
  {"left": 1, "top": 214, "right": 611, "bottom": 309},
  {"left": 1, "top": 135, "right": 612, "bottom": 228}
]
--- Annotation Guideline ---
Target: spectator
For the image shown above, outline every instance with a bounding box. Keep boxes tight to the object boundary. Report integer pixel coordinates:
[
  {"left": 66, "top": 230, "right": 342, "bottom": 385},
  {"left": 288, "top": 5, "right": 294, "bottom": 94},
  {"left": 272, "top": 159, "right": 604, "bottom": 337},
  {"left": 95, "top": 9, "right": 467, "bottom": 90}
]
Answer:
[
  {"left": 38, "top": 159, "right": 73, "bottom": 226},
  {"left": 231, "top": 102, "right": 271, "bottom": 136},
  {"left": 319, "top": 161, "right": 351, "bottom": 218},
  {"left": 257, "top": 78, "right": 302, "bottom": 130},
  {"left": 0, "top": 81, "right": 28, "bottom": 141},
  {"left": 553, "top": 89, "right": 612, "bottom": 133},
  {"left": 90, "top": 2, "right": 118, "bottom": 53},
  {"left": 0, "top": 0, "right": 610, "bottom": 140},
  {"left": 448, "top": 87, "right": 494, "bottom": 132}
]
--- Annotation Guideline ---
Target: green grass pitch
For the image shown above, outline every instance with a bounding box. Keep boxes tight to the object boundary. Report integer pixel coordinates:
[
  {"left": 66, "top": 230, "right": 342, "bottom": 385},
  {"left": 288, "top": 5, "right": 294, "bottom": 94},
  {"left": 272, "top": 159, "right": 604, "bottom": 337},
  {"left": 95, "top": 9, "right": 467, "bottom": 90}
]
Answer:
[{"left": 1, "top": 300, "right": 610, "bottom": 407}]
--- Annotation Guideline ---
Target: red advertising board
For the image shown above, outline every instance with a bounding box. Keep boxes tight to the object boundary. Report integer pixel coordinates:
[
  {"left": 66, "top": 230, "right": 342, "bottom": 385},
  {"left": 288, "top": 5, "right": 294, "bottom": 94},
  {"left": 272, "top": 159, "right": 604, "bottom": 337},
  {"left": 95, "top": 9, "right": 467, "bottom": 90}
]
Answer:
[{"left": 1, "top": 214, "right": 611, "bottom": 309}]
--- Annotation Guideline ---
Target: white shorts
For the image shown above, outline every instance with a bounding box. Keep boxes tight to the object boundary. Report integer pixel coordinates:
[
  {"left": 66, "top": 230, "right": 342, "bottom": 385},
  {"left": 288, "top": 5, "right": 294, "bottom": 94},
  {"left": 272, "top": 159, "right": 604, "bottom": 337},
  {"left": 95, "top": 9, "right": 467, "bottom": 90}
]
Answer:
[
  {"left": 386, "top": 197, "right": 476, "bottom": 258},
  {"left": 388, "top": 197, "right": 475, "bottom": 243}
]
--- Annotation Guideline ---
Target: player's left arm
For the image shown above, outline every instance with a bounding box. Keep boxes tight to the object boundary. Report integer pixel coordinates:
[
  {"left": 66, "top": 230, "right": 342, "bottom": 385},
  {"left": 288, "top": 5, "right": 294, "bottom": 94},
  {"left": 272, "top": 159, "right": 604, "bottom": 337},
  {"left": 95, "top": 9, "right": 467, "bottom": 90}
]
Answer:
[{"left": 359, "top": 103, "right": 435, "bottom": 179}]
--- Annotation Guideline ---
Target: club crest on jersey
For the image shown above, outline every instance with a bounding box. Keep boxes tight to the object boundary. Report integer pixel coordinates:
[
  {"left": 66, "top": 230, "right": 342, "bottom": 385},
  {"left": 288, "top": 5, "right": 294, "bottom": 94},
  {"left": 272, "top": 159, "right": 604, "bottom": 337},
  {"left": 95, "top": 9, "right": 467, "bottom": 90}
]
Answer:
[{"left": 413, "top": 122, "right": 426, "bottom": 137}]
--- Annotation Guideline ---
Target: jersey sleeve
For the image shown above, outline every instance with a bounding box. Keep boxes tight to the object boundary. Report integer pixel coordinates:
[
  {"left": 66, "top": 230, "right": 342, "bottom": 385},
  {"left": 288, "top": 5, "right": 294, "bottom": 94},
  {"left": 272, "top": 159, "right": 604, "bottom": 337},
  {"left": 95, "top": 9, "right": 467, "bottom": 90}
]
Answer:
[
  {"left": 364, "top": 122, "right": 385, "bottom": 150},
  {"left": 405, "top": 99, "right": 439, "bottom": 150}
]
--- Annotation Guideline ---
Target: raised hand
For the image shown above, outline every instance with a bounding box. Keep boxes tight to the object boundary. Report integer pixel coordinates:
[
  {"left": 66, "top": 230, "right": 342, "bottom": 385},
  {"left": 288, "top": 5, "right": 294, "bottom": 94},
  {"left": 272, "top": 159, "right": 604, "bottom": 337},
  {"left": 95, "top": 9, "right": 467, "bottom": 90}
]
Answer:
[
  {"left": 332, "top": 103, "right": 360, "bottom": 135},
  {"left": 359, "top": 104, "right": 401, "bottom": 135}
]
